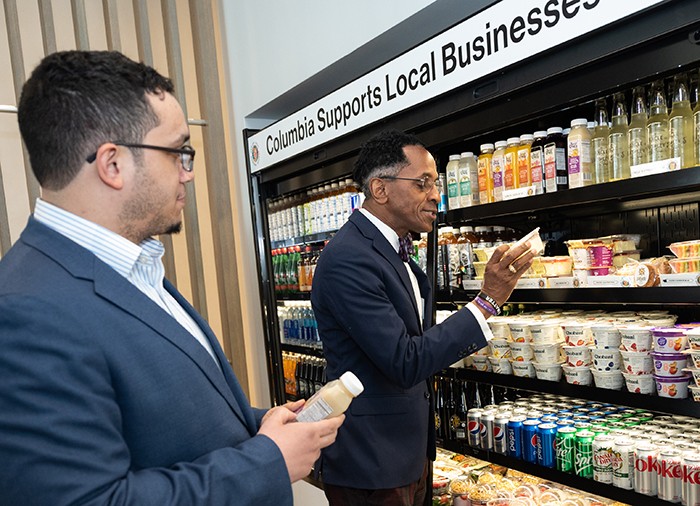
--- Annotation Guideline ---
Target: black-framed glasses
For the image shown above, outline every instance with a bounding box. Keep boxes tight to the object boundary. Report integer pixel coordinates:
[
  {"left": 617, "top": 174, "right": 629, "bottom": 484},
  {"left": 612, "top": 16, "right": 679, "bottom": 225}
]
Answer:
[
  {"left": 86, "top": 142, "right": 195, "bottom": 172},
  {"left": 378, "top": 175, "right": 442, "bottom": 193}
]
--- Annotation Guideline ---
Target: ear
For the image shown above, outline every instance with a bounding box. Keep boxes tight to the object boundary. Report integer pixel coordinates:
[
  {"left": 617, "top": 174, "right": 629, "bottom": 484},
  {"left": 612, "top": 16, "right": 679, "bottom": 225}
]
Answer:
[
  {"left": 368, "top": 178, "right": 389, "bottom": 204},
  {"left": 93, "top": 143, "right": 125, "bottom": 190}
]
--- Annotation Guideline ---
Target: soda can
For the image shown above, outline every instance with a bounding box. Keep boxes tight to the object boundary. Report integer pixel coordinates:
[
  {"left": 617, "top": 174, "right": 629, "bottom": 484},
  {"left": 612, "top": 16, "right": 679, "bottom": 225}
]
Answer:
[
  {"left": 480, "top": 409, "right": 496, "bottom": 451},
  {"left": 512, "top": 406, "right": 529, "bottom": 416},
  {"left": 588, "top": 411, "right": 606, "bottom": 420},
  {"left": 467, "top": 408, "right": 483, "bottom": 448},
  {"left": 637, "top": 412, "right": 654, "bottom": 422},
  {"left": 572, "top": 414, "right": 590, "bottom": 423},
  {"left": 634, "top": 442, "right": 659, "bottom": 496},
  {"left": 540, "top": 415, "right": 558, "bottom": 424},
  {"left": 606, "top": 413, "right": 624, "bottom": 422},
  {"left": 482, "top": 404, "right": 499, "bottom": 411},
  {"left": 526, "top": 410, "right": 543, "bottom": 420},
  {"left": 498, "top": 400, "right": 515, "bottom": 409},
  {"left": 558, "top": 409, "right": 573, "bottom": 417},
  {"left": 619, "top": 409, "right": 637, "bottom": 418},
  {"left": 574, "top": 429, "right": 595, "bottom": 479},
  {"left": 607, "top": 421, "right": 627, "bottom": 431},
  {"left": 588, "top": 402, "right": 604, "bottom": 410},
  {"left": 537, "top": 422, "right": 557, "bottom": 468},
  {"left": 556, "top": 426, "right": 577, "bottom": 473},
  {"left": 592, "top": 434, "right": 615, "bottom": 484},
  {"left": 612, "top": 437, "right": 635, "bottom": 490},
  {"left": 574, "top": 407, "right": 591, "bottom": 414},
  {"left": 507, "top": 415, "right": 526, "bottom": 459},
  {"left": 522, "top": 419, "right": 540, "bottom": 463},
  {"left": 682, "top": 451, "right": 700, "bottom": 506},
  {"left": 591, "top": 425, "right": 609, "bottom": 436},
  {"left": 658, "top": 447, "right": 683, "bottom": 503},
  {"left": 623, "top": 417, "right": 642, "bottom": 427},
  {"left": 556, "top": 418, "right": 574, "bottom": 427},
  {"left": 574, "top": 422, "right": 592, "bottom": 432},
  {"left": 493, "top": 413, "right": 510, "bottom": 455}
]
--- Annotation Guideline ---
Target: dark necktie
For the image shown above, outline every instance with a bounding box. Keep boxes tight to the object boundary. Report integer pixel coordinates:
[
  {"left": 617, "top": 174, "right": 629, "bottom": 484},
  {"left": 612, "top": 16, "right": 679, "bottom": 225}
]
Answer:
[{"left": 398, "top": 234, "right": 413, "bottom": 263}]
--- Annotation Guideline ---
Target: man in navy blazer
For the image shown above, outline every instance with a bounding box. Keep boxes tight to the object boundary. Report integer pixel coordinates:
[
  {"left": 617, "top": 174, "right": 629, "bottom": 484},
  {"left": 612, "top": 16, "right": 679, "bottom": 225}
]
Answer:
[
  {"left": 311, "top": 129, "right": 534, "bottom": 505},
  {"left": 0, "top": 50, "right": 343, "bottom": 505}
]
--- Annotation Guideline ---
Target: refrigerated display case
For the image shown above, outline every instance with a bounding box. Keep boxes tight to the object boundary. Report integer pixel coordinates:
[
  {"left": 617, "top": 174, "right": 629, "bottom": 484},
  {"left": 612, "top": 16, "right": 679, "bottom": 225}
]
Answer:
[{"left": 244, "top": 1, "right": 700, "bottom": 502}]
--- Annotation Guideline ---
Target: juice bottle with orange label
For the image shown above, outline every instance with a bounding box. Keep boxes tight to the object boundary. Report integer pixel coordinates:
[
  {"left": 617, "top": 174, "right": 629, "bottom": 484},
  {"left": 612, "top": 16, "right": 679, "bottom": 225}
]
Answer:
[
  {"left": 517, "top": 134, "right": 533, "bottom": 188},
  {"left": 477, "top": 143, "right": 494, "bottom": 204},
  {"left": 503, "top": 137, "right": 520, "bottom": 190},
  {"left": 491, "top": 140, "right": 507, "bottom": 202}
]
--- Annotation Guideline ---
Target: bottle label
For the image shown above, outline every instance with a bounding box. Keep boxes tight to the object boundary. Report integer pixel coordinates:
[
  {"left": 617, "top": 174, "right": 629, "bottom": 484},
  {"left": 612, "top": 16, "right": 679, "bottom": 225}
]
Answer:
[
  {"left": 504, "top": 152, "right": 516, "bottom": 189},
  {"left": 296, "top": 397, "right": 334, "bottom": 422},
  {"left": 517, "top": 148, "right": 530, "bottom": 187}
]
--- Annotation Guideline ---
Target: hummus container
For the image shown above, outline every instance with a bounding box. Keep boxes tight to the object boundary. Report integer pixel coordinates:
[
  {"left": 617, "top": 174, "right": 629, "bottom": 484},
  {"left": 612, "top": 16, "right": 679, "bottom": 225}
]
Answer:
[
  {"left": 488, "top": 356, "right": 513, "bottom": 375},
  {"left": 540, "top": 256, "right": 573, "bottom": 277},
  {"left": 562, "top": 322, "right": 593, "bottom": 346},
  {"left": 622, "top": 372, "right": 656, "bottom": 394},
  {"left": 534, "top": 362, "right": 563, "bottom": 382},
  {"left": 669, "top": 240, "right": 700, "bottom": 258},
  {"left": 508, "top": 341, "right": 534, "bottom": 362},
  {"left": 651, "top": 351, "right": 688, "bottom": 377},
  {"left": 619, "top": 326, "right": 654, "bottom": 352},
  {"left": 528, "top": 321, "right": 563, "bottom": 344},
  {"left": 591, "top": 369, "right": 624, "bottom": 390},
  {"left": 591, "top": 347, "right": 621, "bottom": 371},
  {"left": 562, "top": 364, "right": 593, "bottom": 385},
  {"left": 655, "top": 374, "right": 690, "bottom": 399},
  {"left": 652, "top": 328, "right": 688, "bottom": 353},
  {"left": 619, "top": 349, "right": 654, "bottom": 375},
  {"left": 683, "top": 367, "right": 700, "bottom": 388},
  {"left": 471, "top": 354, "right": 491, "bottom": 372},
  {"left": 508, "top": 319, "right": 532, "bottom": 343},
  {"left": 532, "top": 342, "right": 562, "bottom": 364},
  {"left": 511, "top": 360, "right": 536, "bottom": 378},
  {"left": 489, "top": 339, "right": 512, "bottom": 359},
  {"left": 591, "top": 324, "right": 622, "bottom": 349},
  {"left": 562, "top": 345, "right": 592, "bottom": 367}
]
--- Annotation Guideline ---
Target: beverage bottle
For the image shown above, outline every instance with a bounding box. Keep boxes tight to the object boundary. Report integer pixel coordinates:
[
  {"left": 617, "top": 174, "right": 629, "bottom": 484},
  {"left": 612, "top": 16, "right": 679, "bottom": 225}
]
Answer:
[
  {"left": 434, "top": 377, "right": 445, "bottom": 440},
  {"left": 647, "top": 79, "right": 670, "bottom": 162},
  {"left": 437, "top": 227, "right": 449, "bottom": 290},
  {"left": 445, "top": 379, "right": 457, "bottom": 441},
  {"left": 328, "top": 182, "right": 340, "bottom": 230},
  {"left": 591, "top": 97, "right": 610, "bottom": 184},
  {"left": 454, "top": 381, "right": 468, "bottom": 440},
  {"left": 491, "top": 140, "right": 507, "bottom": 201},
  {"left": 530, "top": 131, "right": 547, "bottom": 194},
  {"left": 287, "top": 245, "right": 299, "bottom": 293},
  {"left": 567, "top": 118, "right": 593, "bottom": 188},
  {"left": 669, "top": 73, "right": 694, "bottom": 168},
  {"left": 492, "top": 226, "right": 508, "bottom": 247},
  {"left": 692, "top": 72, "right": 700, "bottom": 166},
  {"left": 278, "top": 247, "right": 289, "bottom": 294},
  {"left": 416, "top": 232, "right": 428, "bottom": 273},
  {"left": 437, "top": 173, "right": 448, "bottom": 213},
  {"left": 503, "top": 137, "right": 520, "bottom": 190},
  {"left": 457, "top": 226, "right": 477, "bottom": 283},
  {"left": 544, "top": 126, "right": 567, "bottom": 192},
  {"left": 517, "top": 134, "right": 534, "bottom": 188},
  {"left": 297, "top": 247, "right": 307, "bottom": 292},
  {"left": 609, "top": 92, "right": 631, "bottom": 181},
  {"left": 459, "top": 152, "right": 479, "bottom": 207},
  {"left": 303, "top": 190, "right": 312, "bottom": 235},
  {"left": 445, "top": 154, "right": 461, "bottom": 210},
  {"left": 474, "top": 226, "right": 493, "bottom": 248},
  {"left": 295, "top": 194, "right": 305, "bottom": 238},
  {"left": 295, "top": 371, "right": 364, "bottom": 422},
  {"left": 443, "top": 227, "right": 460, "bottom": 289},
  {"left": 477, "top": 143, "right": 495, "bottom": 203},
  {"left": 629, "top": 85, "right": 650, "bottom": 166},
  {"left": 587, "top": 121, "right": 596, "bottom": 136}
]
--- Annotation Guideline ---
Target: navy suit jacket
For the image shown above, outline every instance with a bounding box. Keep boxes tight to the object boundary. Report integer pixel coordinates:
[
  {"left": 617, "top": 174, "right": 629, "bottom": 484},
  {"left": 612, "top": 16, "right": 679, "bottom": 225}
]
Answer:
[
  {"left": 311, "top": 210, "right": 487, "bottom": 489},
  {"left": 0, "top": 218, "right": 292, "bottom": 505}
]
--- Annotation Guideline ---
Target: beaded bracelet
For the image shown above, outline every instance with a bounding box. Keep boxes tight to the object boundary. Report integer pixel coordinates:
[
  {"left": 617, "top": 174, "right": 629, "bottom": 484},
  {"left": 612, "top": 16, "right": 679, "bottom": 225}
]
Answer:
[
  {"left": 477, "top": 291, "right": 502, "bottom": 316},
  {"left": 474, "top": 295, "right": 498, "bottom": 316}
]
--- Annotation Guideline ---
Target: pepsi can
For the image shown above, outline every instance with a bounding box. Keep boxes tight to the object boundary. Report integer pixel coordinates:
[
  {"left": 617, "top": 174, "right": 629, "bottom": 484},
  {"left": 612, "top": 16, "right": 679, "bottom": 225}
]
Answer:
[
  {"left": 493, "top": 413, "right": 510, "bottom": 455},
  {"left": 526, "top": 410, "right": 542, "bottom": 420},
  {"left": 480, "top": 409, "right": 496, "bottom": 451},
  {"left": 522, "top": 419, "right": 540, "bottom": 463},
  {"left": 467, "top": 408, "right": 482, "bottom": 448},
  {"left": 537, "top": 422, "right": 557, "bottom": 468},
  {"left": 507, "top": 415, "right": 526, "bottom": 459},
  {"left": 556, "top": 418, "right": 574, "bottom": 427},
  {"left": 541, "top": 415, "right": 558, "bottom": 424}
]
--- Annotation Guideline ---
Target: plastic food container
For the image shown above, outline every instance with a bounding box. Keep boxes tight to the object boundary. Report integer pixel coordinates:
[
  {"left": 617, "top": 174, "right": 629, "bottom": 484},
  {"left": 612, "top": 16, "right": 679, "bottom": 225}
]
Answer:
[
  {"left": 652, "top": 328, "right": 688, "bottom": 353},
  {"left": 591, "top": 324, "right": 621, "bottom": 349},
  {"left": 508, "top": 320, "right": 532, "bottom": 343},
  {"left": 488, "top": 318, "right": 512, "bottom": 340},
  {"left": 669, "top": 257, "right": 700, "bottom": 273},
  {"left": 686, "top": 350, "right": 700, "bottom": 369},
  {"left": 690, "top": 385, "right": 700, "bottom": 402},
  {"left": 669, "top": 240, "right": 700, "bottom": 258},
  {"left": 619, "top": 349, "right": 654, "bottom": 375},
  {"left": 489, "top": 339, "right": 512, "bottom": 359},
  {"left": 613, "top": 250, "right": 641, "bottom": 268},
  {"left": 562, "top": 364, "right": 593, "bottom": 385},
  {"left": 562, "top": 323, "right": 593, "bottom": 346},
  {"left": 511, "top": 360, "right": 536, "bottom": 378},
  {"left": 655, "top": 374, "right": 691, "bottom": 399},
  {"left": 562, "top": 345, "right": 592, "bottom": 367},
  {"left": 471, "top": 354, "right": 492, "bottom": 372},
  {"left": 588, "top": 243, "right": 613, "bottom": 267},
  {"left": 473, "top": 246, "right": 498, "bottom": 262},
  {"left": 488, "top": 356, "right": 513, "bottom": 375},
  {"left": 683, "top": 367, "right": 700, "bottom": 388},
  {"left": 511, "top": 227, "right": 545, "bottom": 257},
  {"left": 508, "top": 341, "right": 534, "bottom": 361},
  {"left": 591, "top": 369, "right": 624, "bottom": 390},
  {"left": 566, "top": 242, "right": 590, "bottom": 269},
  {"left": 540, "top": 256, "right": 573, "bottom": 277},
  {"left": 534, "top": 362, "right": 563, "bottom": 382},
  {"left": 528, "top": 321, "right": 563, "bottom": 344},
  {"left": 591, "top": 347, "right": 621, "bottom": 371},
  {"left": 651, "top": 351, "right": 688, "bottom": 377},
  {"left": 619, "top": 326, "right": 654, "bottom": 352},
  {"left": 623, "top": 371, "right": 656, "bottom": 394},
  {"left": 532, "top": 342, "right": 562, "bottom": 364},
  {"left": 587, "top": 266, "right": 613, "bottom": 276}
]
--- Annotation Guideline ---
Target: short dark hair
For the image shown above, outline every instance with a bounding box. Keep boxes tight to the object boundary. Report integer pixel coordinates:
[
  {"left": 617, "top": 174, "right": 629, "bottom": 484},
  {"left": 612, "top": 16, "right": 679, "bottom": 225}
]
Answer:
[
  {"left": 352, "top": 129, "right": 425, "bottom": 197},
  {"left": 18, "top": 50, "right": 174, "bottom": 190}
]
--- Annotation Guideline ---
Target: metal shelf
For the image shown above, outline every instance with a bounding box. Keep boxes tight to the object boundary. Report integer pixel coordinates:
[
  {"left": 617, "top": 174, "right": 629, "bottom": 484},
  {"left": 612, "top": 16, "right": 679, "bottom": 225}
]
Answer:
[
  {"left": 280, "top": 343, "right": 325, "bottom": 358},
  {"left": 270, "top": 230, "right": 335, "bottom": 249},
  {"left": 276, "top": 292, "right": 311, "bottom": 301}
]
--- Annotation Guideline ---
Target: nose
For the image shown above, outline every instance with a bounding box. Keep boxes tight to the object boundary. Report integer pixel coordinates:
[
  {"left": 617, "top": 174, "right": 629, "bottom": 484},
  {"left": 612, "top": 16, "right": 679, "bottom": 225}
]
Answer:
[
  {"left": 427, "top": 183, "right": 440, "bottom": 203},
  {"left": 180, "top": 165, "right": 194, "bottom": 183}
]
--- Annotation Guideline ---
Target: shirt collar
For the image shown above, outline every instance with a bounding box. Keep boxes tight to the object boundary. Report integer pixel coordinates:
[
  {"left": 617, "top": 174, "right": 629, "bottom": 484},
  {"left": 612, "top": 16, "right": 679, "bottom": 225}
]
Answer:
[{"left": 358, "top": 207, "right": 400, "bottom": 254}]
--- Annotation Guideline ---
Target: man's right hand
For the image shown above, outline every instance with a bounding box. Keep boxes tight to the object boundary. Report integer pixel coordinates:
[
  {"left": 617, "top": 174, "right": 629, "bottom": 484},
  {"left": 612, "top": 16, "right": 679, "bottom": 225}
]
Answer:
[
  {"left": 480, "top": 241, "right": 535, "bottom": 306},
  {"left": 257, "top": 405, "right": 344, "bottom": 483}
]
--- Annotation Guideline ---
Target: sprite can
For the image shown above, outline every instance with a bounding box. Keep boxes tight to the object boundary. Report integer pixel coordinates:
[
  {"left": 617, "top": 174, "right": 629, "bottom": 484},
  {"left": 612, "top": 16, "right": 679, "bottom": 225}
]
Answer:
[
  {"left": 575, "top": 429, "right": 595, "bottom": 479},
  {"left": 556, "top": 426, "right": 577, "bottom": 473}
]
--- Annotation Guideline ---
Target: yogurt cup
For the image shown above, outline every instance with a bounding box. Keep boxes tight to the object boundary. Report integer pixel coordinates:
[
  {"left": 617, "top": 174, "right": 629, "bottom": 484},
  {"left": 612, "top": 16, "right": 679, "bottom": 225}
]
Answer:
[
  {"left": 619, "top": 326, "right": 654, "bottom": 352},
  {"left": 488, "top": 356, "right": 513, "bottom": 375},
  {"left": 591, "top": 369, "right": 624, "bottom": 390},
  {"left": 683, "top": 367, "right": 700, "bottom": 388},
  {"left": 508, "top": 341, "right": 534, "bottom": 362},
  {"left": 528, "top": 321, "right": 563, "bottom": 344},
  {"left": 690, "top": 385, "right": 700, "bottom": 402},
  {"left": 591, "top": 347, "right": 621, "bottom": 371},
  {"left": 534, "top": 362, "right": 563, "bottom": 382},
  {"left": 591, "top": 325, "right": 622, "bottom": 349},
  {"left": 686, "top": 349, "right": 700, "bottom": 369},
  {"left": 471, "top": 354, "right": 491, "bottom": 372},
  {"left": 686, "top": 328, "right": 700, "bottom": 350},
  {"left": 652, "top": 327, "right": 688, "bottom": 353},
  {"left": 622, "top": 372, "right": 656, "bottom": 394},
  {"left": 511, "top": 360, "right": 536, "bottom": 378},
  {"left": 562, "top": 364, "right": 593, "bottom": 385},
  {"left": 488, "top": 318, "right": 512, "bottom": 340},
  {"left": 562, "top": 345, "right": 592, "bottom": 367},
  {"left": 508, "top": 319, "right": 532, "bottom": 343},
  {"left": 619, "top": 349, "right": 654, "bottom": 375},
  {"left": 562, "top": 322, "right": 593, "bottom": 347},
  {"left": 532, "top": 342, "right": 562, "bottom": 364},
  {"left": 588, "top": 243, "right": 613, "bottom": 267},
  {"left": 655, "top": 374, "right": 690, "bottom": 399},
  {"left": 488, "top": 339, "right": 512, "bottom": 359},
  {"left": 651, "top": 351, "right": 688, "bottom": 377}
]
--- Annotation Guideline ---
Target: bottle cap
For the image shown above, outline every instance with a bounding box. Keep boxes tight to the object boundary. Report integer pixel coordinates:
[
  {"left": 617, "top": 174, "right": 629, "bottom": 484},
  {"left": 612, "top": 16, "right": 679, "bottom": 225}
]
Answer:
[
  {"left": 507, "top": 137, "right": 520, "bottom": 144},
  {"left": 449, "top": 154, "right": 461, "bottom": 161},
  {"left": 571, "top": 118, "right": 588, "bottom": 127},
  {"left": 339, "top": 371, "right": 364, "bottom": 397},
  {"left": 480, "top": 143, "right": 495, "bottom": 151},
  {"left": 460, "top": 152, "right": 474, "bottom": 158},
  {"left": 546, "top": 126, "right": 563, "bottom": 135}
]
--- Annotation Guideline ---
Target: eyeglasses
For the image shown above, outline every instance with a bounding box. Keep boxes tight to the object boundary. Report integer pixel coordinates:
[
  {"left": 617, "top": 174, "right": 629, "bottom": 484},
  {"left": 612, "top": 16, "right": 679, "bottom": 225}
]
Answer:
[
  {"left": 378, "top": 175, "right": 442, "bottom": 193},
  {"left": 86, "top": 142, "right": 195, "bottom": 172}
]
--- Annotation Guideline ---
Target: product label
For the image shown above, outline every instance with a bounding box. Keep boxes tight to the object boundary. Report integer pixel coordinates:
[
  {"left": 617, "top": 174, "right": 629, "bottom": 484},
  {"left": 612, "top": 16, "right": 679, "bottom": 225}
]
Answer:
[
  {"left": 504, "top": 152, "right": 516, "bottom": 189},
  {"left": 630, "top": 157, "right": 681, "bottom": 178},
  {"left": 517, "top": 148, "right": 530, "bottom": 187},
  {"left": 530, "top": 148, "right": 543, "bottom": 185},
  {"left": 296, "top": 397, "right": 334, "bottom": 422},
  {"left": 459, "top": 169, "right": 472, "bottom": 208}
]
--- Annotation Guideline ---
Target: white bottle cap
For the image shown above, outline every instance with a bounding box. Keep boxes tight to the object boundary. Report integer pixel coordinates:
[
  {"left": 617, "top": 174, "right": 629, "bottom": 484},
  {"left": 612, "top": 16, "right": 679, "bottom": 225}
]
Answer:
[
  {"left": 339, "top": 371, "right": 364, "bottom": 397},
  {"left": 449, "top": 154, "right": 461, "bottom": 161}
]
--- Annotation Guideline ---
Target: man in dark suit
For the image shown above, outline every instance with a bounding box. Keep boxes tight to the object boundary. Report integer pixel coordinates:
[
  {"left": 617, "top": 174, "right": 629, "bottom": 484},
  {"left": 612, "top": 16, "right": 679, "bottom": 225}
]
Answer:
[
  {"left": 0, "top": 50, "right": 343, "bottom": 506},
  {"left": 311, "top": 129, "right": 534, "bottom": 506}
]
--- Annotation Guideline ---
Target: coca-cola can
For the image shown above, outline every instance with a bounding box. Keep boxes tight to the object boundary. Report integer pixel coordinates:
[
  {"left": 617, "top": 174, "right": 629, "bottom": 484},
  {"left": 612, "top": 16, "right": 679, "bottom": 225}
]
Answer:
[
  {"left": 467, "top": 408, "right": 482, "bottom": 448},
  {"left": 493, "top": 413, "right": 510, "bottom": 455},
  {"left": 634, "top": 443, "right": 659, "bottom": 496},
  {"left": 612, "top": 437, "right": 635, "bottom": 490},
  {"left": 592, "top": 434, "right": 615, "bottom": 484},
  {"left": 480, "top": 409, "right": 496, "bottom": 451},
  {"left": 682, "top": 452, "right": 700, "bottom": 506},
  {"left": 658, "top": 447, "right": 683, "bottom": 503}
]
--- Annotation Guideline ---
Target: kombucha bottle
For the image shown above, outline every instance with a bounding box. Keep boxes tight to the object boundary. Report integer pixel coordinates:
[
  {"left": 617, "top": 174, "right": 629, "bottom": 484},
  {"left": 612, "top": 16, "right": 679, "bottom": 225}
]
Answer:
[
  {"left": 669, "top": 73, "right": 694, "bottom": 168},
  {"left": 647, "top": 80, "right": 670, "bottom": 162},
  {"left": 591, "top": 98, "right": 610, "bottom": 184},
  {"left": 629, "top": 86, "right": 649, "bottom": 166},
  {"left": 609, "top": 92, "right": 631, "bottom": 181},
  {"left": 567, "top": 118, "right": 593, "bottom": 188}
]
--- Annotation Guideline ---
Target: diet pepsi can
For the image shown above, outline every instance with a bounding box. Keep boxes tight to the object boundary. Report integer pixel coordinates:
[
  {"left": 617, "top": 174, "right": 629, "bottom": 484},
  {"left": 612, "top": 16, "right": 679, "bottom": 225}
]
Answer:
[
  {"left": 493, "top": 413, "right": 510, "bottom": 455},
  {"left": 658, "top": 447, "right": 683, "bottom": 503},
  {"left": 467, "top": 408, "right": 482, "bottom": 448},
  {"left": 480, "top": 409, "right": 496, "bottom": 451},
  {"left": 612, "top": 437, "right": 635, "bottom": 490},
  {"left": 682, "top": 452, "right": 700, "bottom": 506},
  {"left": 536, "top": 422, "right": 557, "bottom": 468},
  {"left": 522, "top": 419, "right": 540, "bottom": 463},
  {"left": 507, "top": 415, "right": 526, "bottom": 459},
  {"left": 634, "top": 443, "right": 658, "bottom": 496},
  {"left": 592, "top": 434, "right": 615, "bottom": 484}
]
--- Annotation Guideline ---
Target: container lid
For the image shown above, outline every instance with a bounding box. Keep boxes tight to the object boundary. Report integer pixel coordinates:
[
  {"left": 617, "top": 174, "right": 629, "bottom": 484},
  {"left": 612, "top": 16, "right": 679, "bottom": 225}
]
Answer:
[
  {"left": 460, "top": 152, "right": 474, "bottom": 158},
  {"left": 534, "top": 130, "right": 548, "bottom": 138},
  {"left": 507, "top": 137, "right": 520, "bottom": 144},
  {"left": 339, "top": 371, "right": 364, "bottom": 396},
  {"left": 571, "top": 118, "right": 588, "bottom": 127},
  {"left": 449, "top": 154, "right": 461, "bottom": 161},
  {"left": 546, "top": 126, "right": 563, "bottom": 135},
  {"left": 480, "top": 143, "right": 495, "bottom": 151},
  {"left": 520, "top": 134, "right": 534, "bottom": 142}
]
